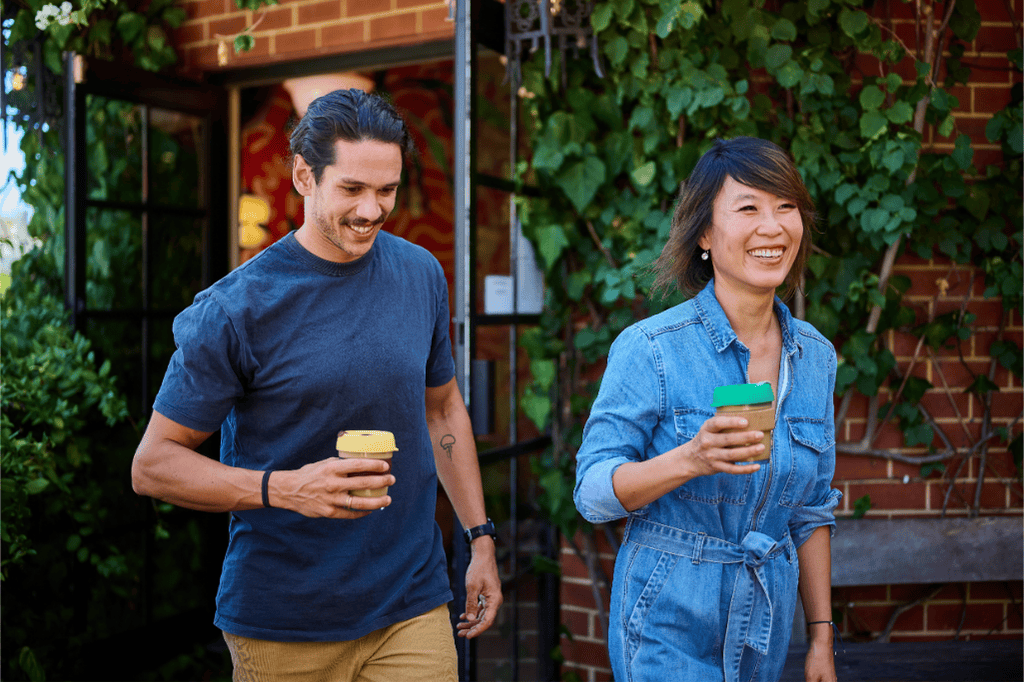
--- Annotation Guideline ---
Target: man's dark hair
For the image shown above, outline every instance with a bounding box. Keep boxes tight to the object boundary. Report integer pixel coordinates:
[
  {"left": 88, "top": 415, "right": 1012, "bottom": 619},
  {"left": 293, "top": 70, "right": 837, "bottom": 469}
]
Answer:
[
  {"left": 651, "top": 136, "right": 816, "bottom": 299},
  {"left": 289, "top": 88, "right": 415, "bottom": 182}
]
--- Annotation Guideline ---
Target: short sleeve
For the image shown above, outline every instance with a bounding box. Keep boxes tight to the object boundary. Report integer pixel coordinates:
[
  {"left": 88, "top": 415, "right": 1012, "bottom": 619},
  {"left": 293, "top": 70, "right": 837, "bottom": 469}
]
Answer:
[
  {"left": 424, "top": 259, "right": 455, "bottom": 388},
  {"left": 574, "top": 324, "right": 663, "bottom": 524},
  {"left": 152, "top": 292, "right": 249, "bottom": 432}
]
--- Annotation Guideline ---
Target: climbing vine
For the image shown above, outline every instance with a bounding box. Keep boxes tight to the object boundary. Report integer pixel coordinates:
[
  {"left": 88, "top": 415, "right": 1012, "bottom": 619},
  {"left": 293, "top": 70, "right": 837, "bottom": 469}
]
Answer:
[{"left": 515, "top": 0, "right": 1022, "bottom": 643}]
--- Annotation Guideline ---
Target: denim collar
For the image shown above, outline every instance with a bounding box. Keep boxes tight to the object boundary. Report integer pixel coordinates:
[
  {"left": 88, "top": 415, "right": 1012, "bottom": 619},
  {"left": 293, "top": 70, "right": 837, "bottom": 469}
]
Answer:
[{"left": 692, "top": 279, "right": 801, "bottom": 358}]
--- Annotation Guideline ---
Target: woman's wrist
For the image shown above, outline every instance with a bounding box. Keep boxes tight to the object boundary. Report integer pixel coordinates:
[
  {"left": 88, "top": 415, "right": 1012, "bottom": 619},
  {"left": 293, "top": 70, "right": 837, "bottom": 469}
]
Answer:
[{"left": 806, "top": 620, "right": 835, "bottom": 644}]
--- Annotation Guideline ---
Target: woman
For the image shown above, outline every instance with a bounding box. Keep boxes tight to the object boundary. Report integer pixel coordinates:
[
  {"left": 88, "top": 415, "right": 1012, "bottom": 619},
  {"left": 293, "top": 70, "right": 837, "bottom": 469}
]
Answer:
[{"left": 574, "top": 137, "right": 841, "bottom": 682}]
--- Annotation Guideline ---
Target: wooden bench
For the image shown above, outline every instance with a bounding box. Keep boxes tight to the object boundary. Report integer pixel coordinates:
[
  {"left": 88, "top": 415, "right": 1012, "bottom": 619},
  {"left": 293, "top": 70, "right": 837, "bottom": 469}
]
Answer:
[{"left": 781, "top": 517, "right": 1023, "bottom": 681}]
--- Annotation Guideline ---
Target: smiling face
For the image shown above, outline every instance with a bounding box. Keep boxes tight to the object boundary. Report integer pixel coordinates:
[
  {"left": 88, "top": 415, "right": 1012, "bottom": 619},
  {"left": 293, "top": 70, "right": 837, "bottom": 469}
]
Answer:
[
  {"left": 699, "top": 175, "right": 803, "bottom": 298},
  {"left": 293, "top": 138, "right": 403, "bottom": 263}
]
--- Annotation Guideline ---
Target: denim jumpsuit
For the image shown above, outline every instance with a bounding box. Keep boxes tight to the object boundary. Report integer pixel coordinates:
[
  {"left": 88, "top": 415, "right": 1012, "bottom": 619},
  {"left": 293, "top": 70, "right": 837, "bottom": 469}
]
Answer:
[{"left": 574, "top": 281, "right": 842, "bottom": 682}]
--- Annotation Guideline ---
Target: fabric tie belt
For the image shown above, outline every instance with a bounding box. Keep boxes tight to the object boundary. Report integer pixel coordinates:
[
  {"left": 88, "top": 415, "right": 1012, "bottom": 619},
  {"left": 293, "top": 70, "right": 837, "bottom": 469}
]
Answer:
[{"left": 623, "top": 517, "right": 795, "bottom": 682}]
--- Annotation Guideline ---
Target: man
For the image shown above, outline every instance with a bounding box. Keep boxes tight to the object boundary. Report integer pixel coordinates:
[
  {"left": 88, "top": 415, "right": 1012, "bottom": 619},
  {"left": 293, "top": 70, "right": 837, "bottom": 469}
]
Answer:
[{"left": 132, "top": 88, "right": 501, "bottom": 681}]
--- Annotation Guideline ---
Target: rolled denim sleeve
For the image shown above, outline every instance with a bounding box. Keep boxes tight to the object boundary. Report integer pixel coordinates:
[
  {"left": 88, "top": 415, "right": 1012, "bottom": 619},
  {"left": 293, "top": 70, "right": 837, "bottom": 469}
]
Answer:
[
  {"left": 789, "top": 342, "right": 843, "bottom": 548},
  {"left": 574, "top": 325, "right": 663, "bottom": 524}
]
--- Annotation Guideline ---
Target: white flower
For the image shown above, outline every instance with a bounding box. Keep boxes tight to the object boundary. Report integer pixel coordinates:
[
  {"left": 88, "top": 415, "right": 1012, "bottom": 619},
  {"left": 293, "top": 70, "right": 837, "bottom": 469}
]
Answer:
[
  {"left": 61, "top": 2, "right": 72, "bottom": 13},
  {"left": 35, "top": 4, "right": 59, "bottom": 29}
]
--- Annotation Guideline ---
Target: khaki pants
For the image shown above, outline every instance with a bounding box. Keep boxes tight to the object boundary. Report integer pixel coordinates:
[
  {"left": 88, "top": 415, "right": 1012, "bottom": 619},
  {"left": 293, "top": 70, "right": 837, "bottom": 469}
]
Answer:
[{"left": 223, "top": 605, "right": 458, "bottom": 682}]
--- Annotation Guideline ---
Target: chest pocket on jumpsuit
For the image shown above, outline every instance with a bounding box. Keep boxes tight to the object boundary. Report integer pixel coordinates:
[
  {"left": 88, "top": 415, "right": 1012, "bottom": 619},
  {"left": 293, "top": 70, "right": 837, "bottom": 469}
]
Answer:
[
  {"left": 672, "top": 408, "right": 752, "bottom": 505},
  {"left": 779, "top": 417, "right": 831, "bottom": 508}
]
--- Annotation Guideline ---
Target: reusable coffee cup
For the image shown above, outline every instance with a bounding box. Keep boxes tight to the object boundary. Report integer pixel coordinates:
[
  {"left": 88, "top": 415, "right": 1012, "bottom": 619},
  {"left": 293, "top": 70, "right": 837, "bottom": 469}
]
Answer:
[
  {"left": 712, "top": 382, "right": 775, "bottom": 462},
  {"left": 336, "top": 430, "right": 397, "bottom": 497}
]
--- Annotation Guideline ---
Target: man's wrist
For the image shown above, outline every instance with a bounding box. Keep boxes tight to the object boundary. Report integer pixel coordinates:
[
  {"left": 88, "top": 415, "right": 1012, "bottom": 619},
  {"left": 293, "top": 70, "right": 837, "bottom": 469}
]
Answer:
[{"left": 464, "top": 518, "right": 497, "bottom": 544}]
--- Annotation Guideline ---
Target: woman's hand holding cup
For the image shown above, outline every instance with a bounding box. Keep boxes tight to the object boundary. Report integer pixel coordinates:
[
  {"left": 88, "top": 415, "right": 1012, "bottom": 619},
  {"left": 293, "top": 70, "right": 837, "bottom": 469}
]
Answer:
[{"left": 679, "top": 414, "right": 765, "bottom": 479}]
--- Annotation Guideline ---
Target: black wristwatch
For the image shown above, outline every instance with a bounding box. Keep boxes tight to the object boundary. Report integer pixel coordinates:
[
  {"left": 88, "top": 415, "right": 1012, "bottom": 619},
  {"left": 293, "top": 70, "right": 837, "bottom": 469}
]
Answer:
[{"left": 464, "top": 518, "right": 497, "bottom": 544}]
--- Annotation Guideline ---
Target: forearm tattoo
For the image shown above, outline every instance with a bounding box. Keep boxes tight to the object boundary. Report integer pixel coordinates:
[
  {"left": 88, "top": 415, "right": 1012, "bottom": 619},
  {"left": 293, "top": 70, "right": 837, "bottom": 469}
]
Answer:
[{"left": 440, "top": 434, "right": 456, "bottom": 460}]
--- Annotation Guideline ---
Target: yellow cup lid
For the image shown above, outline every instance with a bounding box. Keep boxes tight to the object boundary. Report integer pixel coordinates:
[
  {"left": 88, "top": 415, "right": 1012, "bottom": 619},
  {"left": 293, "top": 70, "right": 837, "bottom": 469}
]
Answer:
[{"left": 336, "top": 430, "right": 398, "bottom": 452}]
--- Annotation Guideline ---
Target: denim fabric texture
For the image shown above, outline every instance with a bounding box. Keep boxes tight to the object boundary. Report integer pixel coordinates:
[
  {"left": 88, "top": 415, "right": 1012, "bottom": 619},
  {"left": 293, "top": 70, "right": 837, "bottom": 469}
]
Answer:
[{"left": 574, "top": 280, "right": 842, "bottom": 682}]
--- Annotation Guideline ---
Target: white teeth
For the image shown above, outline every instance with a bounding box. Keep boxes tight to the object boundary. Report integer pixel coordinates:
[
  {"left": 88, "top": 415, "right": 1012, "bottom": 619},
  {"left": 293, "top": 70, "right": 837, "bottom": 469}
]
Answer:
[
  {"left": 349, "top": 225, "right": 373, "bottom": 235},
  {"left": 749, "top": 248, "right": 783, "bottom": 258}
]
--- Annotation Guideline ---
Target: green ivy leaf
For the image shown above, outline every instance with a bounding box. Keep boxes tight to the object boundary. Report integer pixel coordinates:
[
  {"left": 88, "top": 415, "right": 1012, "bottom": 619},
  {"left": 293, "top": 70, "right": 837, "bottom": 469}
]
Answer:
[
  {"left": 605, "top": 35, "right": 629, "bottom": 67},
  {"left": 531, "top": 359, "right": 557, "bottom": 392},
  {"left": 116, "top": 12, "right": 146, "bottom": 43},
  {"left": 765, "top": 44, "right": 792, "bottom": 70},
  {"left": 852, "top": 494, "right": 872, "bottom": 519},
  {"left": 771, "top": 18, "right": 797, "bottom": 41},
  {"left": 902, "top": 422, "right": 933, "bottom": 447},
  {"left": 535, "top": 225, "right": 570, "bottom": 270},
  {"left": 234, "top": 33, "right": 255, "bottom": 53},
  {"left": 25, "top": 478, "right": 49, "bottom": 495},
  {"left": 631, "top": 160, "right": 656, "bottom": 188},
  {"left": 555, "top": 157, "right": 606, "bottom": 213},
  {"left": 18, "top": 646, "right": 46, "bottom": 682},
  {"left": 951, "top": 134, "right": 974, "bottom": 170},
  {"left": 521, "top": 392, "right": 551, "bottom": 431},
  {"left": 886, "top": 101, "right": 914, "bottom": 124},
  {"left": 591, "top": 3, "right": 614, "bottom": 31},
  {"left": 859, "top": 111, "right": 888, "bottom": 138},
  {"left": 777, "top": 61, "right": 803, "bottom": 88},
  {"left": 839, "top": 8, "right": 870, "bottom": 37},
  {"left": 859, "top": 85, "right": 885, "bottom": 110}
]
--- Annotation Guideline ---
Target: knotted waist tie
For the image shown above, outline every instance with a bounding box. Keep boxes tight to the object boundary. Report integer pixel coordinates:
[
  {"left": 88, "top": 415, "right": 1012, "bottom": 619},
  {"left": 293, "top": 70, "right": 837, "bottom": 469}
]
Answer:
[{"left": 623, "top": 517, "right": 795, "bottom": 682}]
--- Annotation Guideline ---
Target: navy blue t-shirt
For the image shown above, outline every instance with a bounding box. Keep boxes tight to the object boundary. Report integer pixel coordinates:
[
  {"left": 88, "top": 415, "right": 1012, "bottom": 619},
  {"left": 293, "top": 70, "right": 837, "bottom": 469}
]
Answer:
[{"left": 153, "top": 230, "right": 456, "bottom": 641}]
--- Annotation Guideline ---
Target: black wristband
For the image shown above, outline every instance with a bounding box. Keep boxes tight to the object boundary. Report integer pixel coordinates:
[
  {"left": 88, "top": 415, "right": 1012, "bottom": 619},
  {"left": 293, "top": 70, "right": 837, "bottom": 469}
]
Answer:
[
  {"left": 262, "top": 470, "right": 272, "bottom": 508},
  {"left": 806, "top": 620, "right": 833, "bottom": 626}
]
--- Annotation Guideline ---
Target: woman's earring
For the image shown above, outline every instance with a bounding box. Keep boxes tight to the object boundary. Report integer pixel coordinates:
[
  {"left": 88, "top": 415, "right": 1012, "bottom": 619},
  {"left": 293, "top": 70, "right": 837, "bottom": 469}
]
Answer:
[{"left": 701, "top": 250, "right": 709, "bottom": 261}]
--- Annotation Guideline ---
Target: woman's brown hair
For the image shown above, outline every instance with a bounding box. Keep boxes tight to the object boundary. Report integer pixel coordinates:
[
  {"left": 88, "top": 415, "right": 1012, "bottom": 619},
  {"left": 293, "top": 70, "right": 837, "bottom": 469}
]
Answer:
[{"left": 651, "top": 137, "right": 816, "bottom": 299}]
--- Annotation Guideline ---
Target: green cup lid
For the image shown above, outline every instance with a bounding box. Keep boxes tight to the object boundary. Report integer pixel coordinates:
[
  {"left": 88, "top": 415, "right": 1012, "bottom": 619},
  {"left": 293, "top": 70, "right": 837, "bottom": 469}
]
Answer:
[{"left": 712, "top": 382, "right": 774, "bottom": 407}]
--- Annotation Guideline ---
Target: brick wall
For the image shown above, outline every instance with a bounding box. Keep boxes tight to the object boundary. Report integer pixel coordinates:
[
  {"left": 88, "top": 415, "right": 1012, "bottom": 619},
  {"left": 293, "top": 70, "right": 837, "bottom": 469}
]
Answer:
[
  {"left": 172, "top": 0, "right": 453, "bottom": 73},
  {"left": 558, "top": 3, "right": 1023, "bottom": 679}
]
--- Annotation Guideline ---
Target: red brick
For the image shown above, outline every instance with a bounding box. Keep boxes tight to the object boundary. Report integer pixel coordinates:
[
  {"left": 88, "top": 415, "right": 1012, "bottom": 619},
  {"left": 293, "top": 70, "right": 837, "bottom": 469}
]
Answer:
[
  {"left": 975, "top": 149, "right": 1004, "bottom": 169},
  {"left": 233, "top": 35, "right": 271, "bottom": 62},
  {"left": 254, "top": 6, "right": 294, "bottom": 32},
  {"left": 298, "top": 0, "right": 341, "bottom": 25},
  {"left": 904, "top": 266, "right": 953, "bottom": 298},
  {"left": 965, "top": 57, "right": 1017, "bottom": 85},
  {"left": 918, "top": 390, "right": 974, "bottom": 424},
  {"left": 869, "top": 421, "right": 913, "bottom": 450},
  {"left": 841, "top": 585, "right": 889, "bottom": 602},
  {"left": 323, "top": 19, "right": 367, "bottom": 46},
  {"left": 978, "top": 481, "right": 1013, "bottom": 509},
  {"left": 957, "top": 116, "right": 1000, "bottom": 146},
  {"left": 560, "top": 550, "right": 588, "bottom": 580},
  {"left": 397, "top": 0, "right": 440, "bottom": 7},
  {"left": 849, "top": 603, "right": 925, "bottom": 633},
  {"left": 891, "top": 330, "right": 928, "bottom": 359},
  {"left": 560, "top": 636, "right": 612, "bottom": 669},
  {"left": 975, "top": 25, "right": 1022, "bottom": 53},
  {"left": 889, "top": 583, "right": 962, "bottom": 601},
  {"left": 561, "top": 581, "right": 605, "bottom": 612},
  {"left": 369, "top": 11, "right": 417, "bottom": 41},
  {"left": 174, "top": 21, "right": 207, "bottom": 46},
  {"left": 927, "top": 602, "right": 1006, "bottom": 631},
  {"left": 186, "top": 0, "right": 233, "bottom": 20},
  {"left": 560, "top": 607, "right": 593, "bottom": 638},
  {"left": 969, "top": 581, "right": 1024, "bottom": 600},
  {"left": 187, "top": 43, "right": 219, "bottom": 70},
  {"left": 273, "top": 28, "right": 316, "bottom": 55},
  {"left": 846, "top": 481, "right": 929, "bottom": 511},
  {"left": 835, "top": 454, "right": 890, "bottom": 481},
  {"left": 888, "top": 633, "right": 952, "bottom": 642},
  {"left": 420, "top": 6, "right": 455, "bottom": 36},
  {"left": 346, "top": 0, "right": 394, "bottom": 18},
  {"left": 208, "top": 15, "right": 248, "bottom": 37},
  {"left": 933, "top": 359, "right": 1007, "bottom": 389}
]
